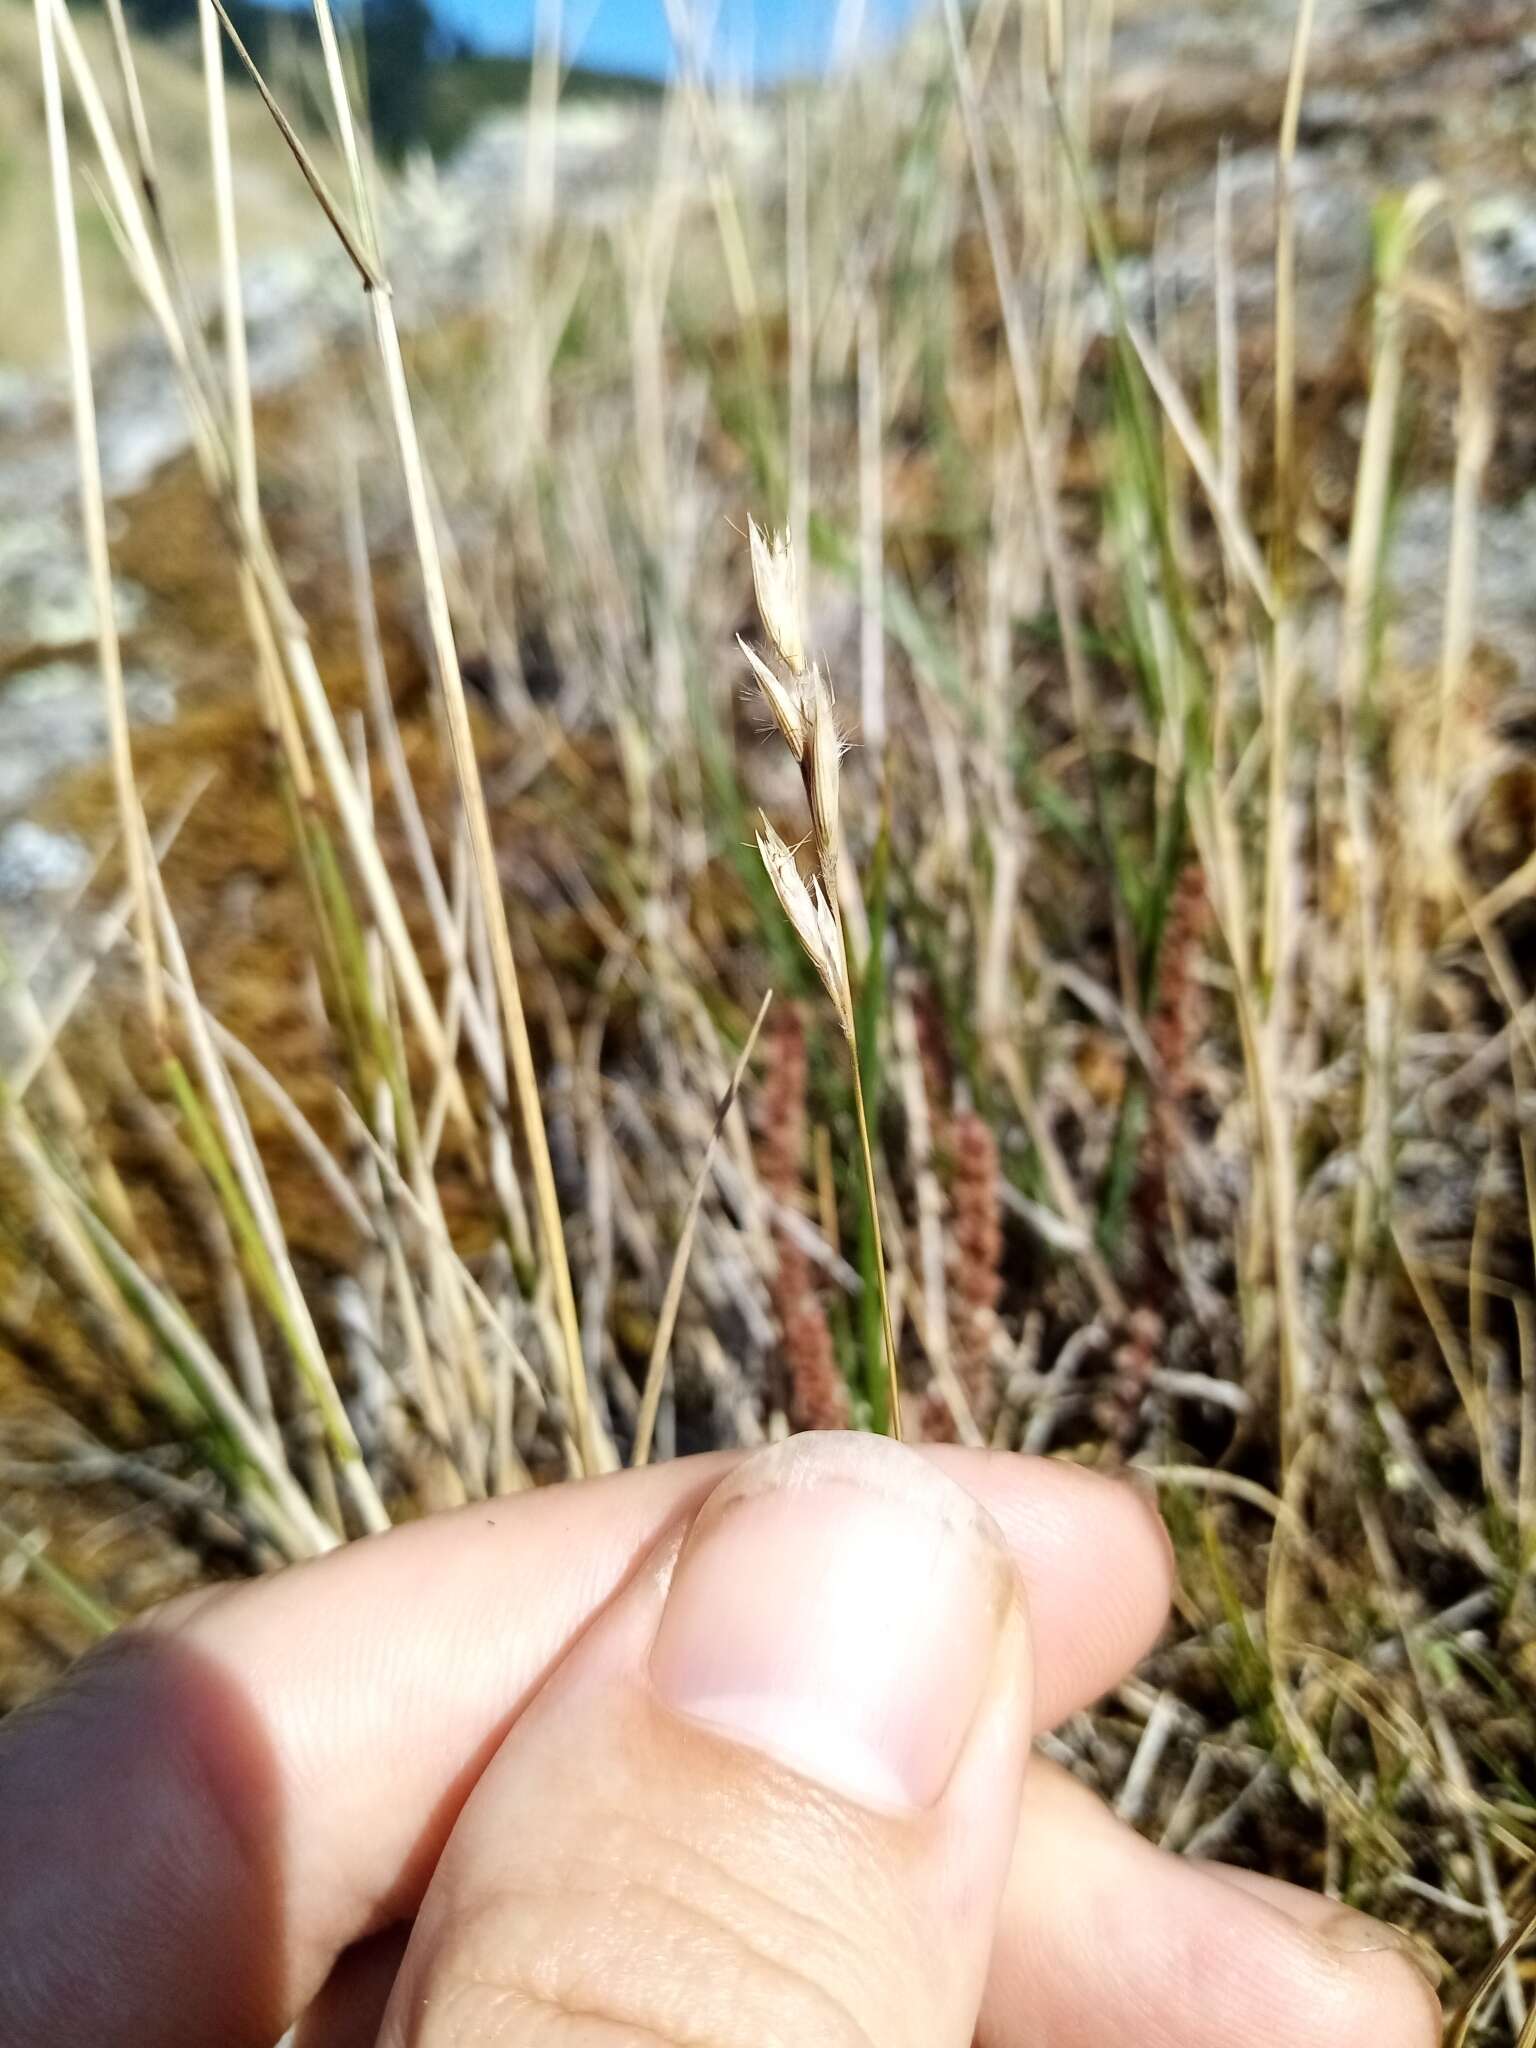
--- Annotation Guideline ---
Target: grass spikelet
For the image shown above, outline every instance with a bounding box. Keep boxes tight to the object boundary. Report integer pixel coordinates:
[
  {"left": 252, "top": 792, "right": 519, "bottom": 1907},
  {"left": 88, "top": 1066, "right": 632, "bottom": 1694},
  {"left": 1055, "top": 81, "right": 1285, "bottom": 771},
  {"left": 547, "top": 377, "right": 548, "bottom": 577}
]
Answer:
[
  {"left": 805, "top": 671, "right": 844, "bottom": 889},
  {"left": 738, "top": 634, "right": 807, "bottom": 761},
  {"left": 754, "top": 815, "right": 851, "bottom": 1032},
  {"left": 747, "top": 515, "right": 807, "bottom": 679}
]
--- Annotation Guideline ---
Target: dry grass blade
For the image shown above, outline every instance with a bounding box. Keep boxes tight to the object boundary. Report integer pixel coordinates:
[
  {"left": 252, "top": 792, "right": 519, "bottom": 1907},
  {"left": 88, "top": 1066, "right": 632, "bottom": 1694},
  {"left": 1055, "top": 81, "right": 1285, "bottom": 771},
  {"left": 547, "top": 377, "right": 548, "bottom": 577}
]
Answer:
[
  {"left": 1121, "top": 314, "right": 1275, "bottom": 617},
  {"left": 237, "top": 0, "right": 611, "bottom": 1472},
  {"left": 5, "top": 1104, "right": 336, "bottom": 1559},
  {"left": 201, "top": 0, "right": 581, "bottom": 1441},
  {"left": 56, "top": 0, "right": 443, "bottom": 1004},
  {"left": 35, "top": 0, "right": 163, "bottom": 1038},
  {"left": 632, "top": 991, "right": 772, "bottom": 1467},
  {"left": 369, "top": 296, "right": 608, "bottom": 1471},
  {"left": 197, "top": 0, "right": 311, "bottom": 788},
  {"left": 7, "top": 774, "right": 208, "bottom": 1103},
  {"left": 207, "top": 0, "right": 379, "bottom": 287},
  {"left": 1273, "top": 0, "right": 1318, "bottom": 523},
  {"left": 855, "top": 289, "right": 887, "bottom": 763},
  {"left": 98, "top": 0, "right": 160, "bottom": 217},
  {"left": 941, "top": 0, "right": 1134, "bottom": 1011},
  {"left": 145, "top": 851, "right": 390, "bottom": 1534},
  {"left": 1260, "top": 0, "right": 1316, "bottom": 991},
  {"left": 0, "top": 1515, "right": 119, "bottom": 1639},
  {"left": 1433, "top": 283, "right": 1494, "bottom": 874},
  {"left": 891, "top": 985, "right": 982, "bottom": 1445},
  {"left": 1336, "top": 184, "right": 1442, "bottom": 1365},
  {"left": 1444, "top": 1870, "right": 1536, "bottom": 2045},
  {"left": 48, "top": 0, "right": 226, "bottom": 471},
  {"left": 169, "top": 983, "right": 374, "bottom": 1241}
]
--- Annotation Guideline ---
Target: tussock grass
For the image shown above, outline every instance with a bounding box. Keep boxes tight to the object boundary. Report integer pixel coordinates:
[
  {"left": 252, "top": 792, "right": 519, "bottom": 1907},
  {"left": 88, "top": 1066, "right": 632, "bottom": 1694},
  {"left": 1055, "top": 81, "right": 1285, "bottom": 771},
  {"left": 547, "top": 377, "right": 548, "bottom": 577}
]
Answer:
[{"left": 3, "top": 0, "right": 1536, "bottom": 2030}]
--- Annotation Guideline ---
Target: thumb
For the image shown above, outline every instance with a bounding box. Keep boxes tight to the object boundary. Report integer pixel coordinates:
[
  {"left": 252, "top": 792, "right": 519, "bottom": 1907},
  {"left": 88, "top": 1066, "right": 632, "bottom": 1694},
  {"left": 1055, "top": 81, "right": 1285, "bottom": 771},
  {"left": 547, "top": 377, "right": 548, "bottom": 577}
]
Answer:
[{"left": 378, "top": 1433, "right": 1033, "bottom": 2048}]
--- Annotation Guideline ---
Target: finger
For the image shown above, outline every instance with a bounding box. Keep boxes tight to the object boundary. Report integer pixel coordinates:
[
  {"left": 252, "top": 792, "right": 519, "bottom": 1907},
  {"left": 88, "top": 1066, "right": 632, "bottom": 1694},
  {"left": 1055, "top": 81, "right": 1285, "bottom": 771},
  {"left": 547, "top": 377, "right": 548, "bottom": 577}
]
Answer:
[
  {"left": 978, "top": 1759, "right": 1442, "bottom": 2048},
  {"left": 290, "top": 1759, "right": 1448, "bottom": 2048},
  {"left": 0, "top": 1444, "right": 1170, "bottom": 2048},
  {"left": 380, "top": 1433, "right": 1033, "bottom": 2048},
  {"left": 1202, "top": 1864, "right": 1446, "bottom": 1994}
]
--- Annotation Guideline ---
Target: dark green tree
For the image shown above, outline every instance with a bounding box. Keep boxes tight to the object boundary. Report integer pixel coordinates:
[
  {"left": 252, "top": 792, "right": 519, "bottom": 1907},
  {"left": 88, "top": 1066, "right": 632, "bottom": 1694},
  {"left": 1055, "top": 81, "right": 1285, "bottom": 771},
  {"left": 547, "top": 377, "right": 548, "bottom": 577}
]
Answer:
[{"left": 360, "top": 0, "right": 434, "bottom": 158}]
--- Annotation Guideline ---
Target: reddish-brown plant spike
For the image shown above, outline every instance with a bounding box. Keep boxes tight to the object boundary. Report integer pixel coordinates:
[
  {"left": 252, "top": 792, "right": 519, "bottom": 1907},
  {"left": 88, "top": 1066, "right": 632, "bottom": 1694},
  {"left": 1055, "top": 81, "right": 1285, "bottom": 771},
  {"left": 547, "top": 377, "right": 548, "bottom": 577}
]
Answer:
[
  {"left": 949, "top": 1109, "right": 1003, "bottom": 1431},
  {"left": 1149, "top": 862, "right": 1210, "bottom": 1106},
  {"left": 912, "top": 984, "right": 954, "bottom": 1156},
  {"left": 1116, "top": 865, "right": 1211, "bottom": 1445},
  {"left": 1134, "top": 860, "right": 1211, "bottom": 1277},
  {"left": 756, "top": 1005, "right": 850, "bottom": 1431},
  {"left": 1097, "top": 1305, "right": 1166, "bottom": 1449},
  {"left": 758, "top": 1005, "right": 808, "bottom": 1202},
  {"left": 917, "top": 1386, "right": 957, "bottom": 1444},
  {"left": 783, "top": 1299, "right": 851, "bottom": 1431}
]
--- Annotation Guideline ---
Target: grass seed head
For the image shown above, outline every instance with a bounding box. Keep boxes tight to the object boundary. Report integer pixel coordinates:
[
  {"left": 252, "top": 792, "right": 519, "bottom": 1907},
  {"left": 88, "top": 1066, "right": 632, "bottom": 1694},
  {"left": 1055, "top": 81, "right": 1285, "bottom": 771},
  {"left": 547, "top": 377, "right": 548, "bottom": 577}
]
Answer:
[
  {"left": 755, "top": 812, "right": 851, "bottom": 1034},
  {"left": 747, "top": 515, "right": 807, "bottom": 678},
  {"left": 806, "top": 668, "right": 843, "bottom": 883},
  {"left": 738, "top": 633, "right": 807, "bottom": 761}
]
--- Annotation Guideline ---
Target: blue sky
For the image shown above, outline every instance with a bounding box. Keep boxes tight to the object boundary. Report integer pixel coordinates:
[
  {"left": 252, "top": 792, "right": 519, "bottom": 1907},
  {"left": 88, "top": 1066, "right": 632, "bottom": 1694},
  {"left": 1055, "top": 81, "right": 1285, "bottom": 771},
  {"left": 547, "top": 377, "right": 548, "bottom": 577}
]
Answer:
[{"left": 432, "top": 0, "right": 925, "bottom": 81}]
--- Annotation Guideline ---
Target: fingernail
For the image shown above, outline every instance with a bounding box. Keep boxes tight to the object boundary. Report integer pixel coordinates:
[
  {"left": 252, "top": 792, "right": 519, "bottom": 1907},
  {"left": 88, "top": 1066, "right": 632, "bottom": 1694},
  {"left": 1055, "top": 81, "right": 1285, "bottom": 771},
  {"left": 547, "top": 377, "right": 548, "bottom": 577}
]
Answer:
[
  {"left": 1319, "top": 1907, "right": 1445, "bottom": 1993},
  {"left": 650, "top": 1432, "right": 1016, "bottom": 1811}
]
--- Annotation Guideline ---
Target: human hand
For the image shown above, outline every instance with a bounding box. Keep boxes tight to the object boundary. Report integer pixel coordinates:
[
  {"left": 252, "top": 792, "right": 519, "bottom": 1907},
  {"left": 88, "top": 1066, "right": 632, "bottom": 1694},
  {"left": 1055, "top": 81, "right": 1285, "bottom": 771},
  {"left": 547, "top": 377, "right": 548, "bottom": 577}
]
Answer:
[{"left": 0, "top": 1434, "right": 1441, "bottom": 2047}]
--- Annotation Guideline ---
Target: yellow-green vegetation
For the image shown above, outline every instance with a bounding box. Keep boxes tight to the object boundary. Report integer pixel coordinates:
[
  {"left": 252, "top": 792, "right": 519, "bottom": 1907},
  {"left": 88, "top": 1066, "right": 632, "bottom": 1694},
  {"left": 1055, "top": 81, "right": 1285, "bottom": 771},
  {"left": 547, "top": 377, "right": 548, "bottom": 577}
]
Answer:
[{"left": 3, "top": 0, "right": 1536, "bottom": 2035}]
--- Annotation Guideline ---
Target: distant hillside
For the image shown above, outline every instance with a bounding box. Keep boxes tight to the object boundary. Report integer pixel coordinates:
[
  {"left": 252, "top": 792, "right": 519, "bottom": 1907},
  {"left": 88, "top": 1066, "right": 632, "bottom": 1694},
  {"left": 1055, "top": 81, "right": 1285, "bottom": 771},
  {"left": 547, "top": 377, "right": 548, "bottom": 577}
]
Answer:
[
  {"left": 0, "top": 0, "right": 662, "bottom": 370},
  {"left": 108, "top": 0, "right": 663, "bottom": 159},
  {"left": 426, "top": 50, "right": 664, "bottom": 160},
  {"left": 0, "top": 0, "right": 346, "bottom": 371}
]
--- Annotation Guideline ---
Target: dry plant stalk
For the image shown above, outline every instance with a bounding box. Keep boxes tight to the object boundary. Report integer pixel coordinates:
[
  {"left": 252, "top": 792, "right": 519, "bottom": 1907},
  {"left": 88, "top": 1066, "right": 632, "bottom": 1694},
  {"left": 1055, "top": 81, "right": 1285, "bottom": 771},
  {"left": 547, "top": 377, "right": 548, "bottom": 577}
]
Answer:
[
  {"left": 35, "top": 0, "right": 162, "bottom": 1039},
  {"left": 740, "top": 519, "right": 901, "bottom": 1436},
  {"left": 277, "top": 0, "right": 607, "bottom": 1474},
  {"left": 631, "top": 991, "right": 773, "bottom": 1467},
  {"left": 1262, "top": 0, "right": 1318, "bottom": 986}
]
